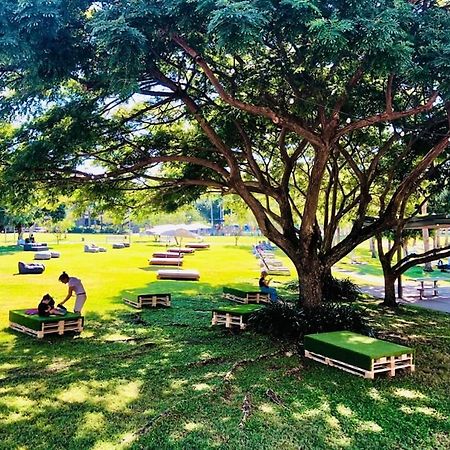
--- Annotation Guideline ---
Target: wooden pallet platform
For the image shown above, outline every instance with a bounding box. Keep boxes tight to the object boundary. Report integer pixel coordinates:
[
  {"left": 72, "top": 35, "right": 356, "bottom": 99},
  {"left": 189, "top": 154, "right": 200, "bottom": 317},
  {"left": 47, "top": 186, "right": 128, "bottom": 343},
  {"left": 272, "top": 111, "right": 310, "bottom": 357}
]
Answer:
[
  {"left": 167, "top": 248, "right": 195, "bottom": 254},
  {"left": 211, "top": 311, "right": 248, "bottom": 329},
  {"left": 149, "top": 258, "right": 183, "bottom": 266},
  {"left": 152, "top": 252, "right": 184, "bottom": 258},
  {"left": 10, "top": 318, "right": 83, "bottom": 339},
  {"left": 185, "top": 243, "right": 210, "bottom": 249},
  {"left": 211, "top": 305, "right": 262, "bottom": 330},
  {"left": 222, "top": 289, "right": 270, "bottom": 304},
  {"left": 304, "top": 350, "right": 415, "bottom": 379},
  {"left": 157, "top": 269, "right": 200, "bottom": 281},
  {"left": 123, "top": 293, "right": 171, "bottom": 309}
]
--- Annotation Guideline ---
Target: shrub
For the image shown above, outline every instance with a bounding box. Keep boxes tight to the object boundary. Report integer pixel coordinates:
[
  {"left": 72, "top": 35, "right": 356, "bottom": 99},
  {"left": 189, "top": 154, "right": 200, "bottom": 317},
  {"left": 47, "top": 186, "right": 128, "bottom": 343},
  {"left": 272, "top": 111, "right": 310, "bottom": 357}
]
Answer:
[
  {"left": 300, "top": 303, "right": 368, "bottom": 337},
  {"left": 322, "top": 277, "right": 361, "bottom": 302},
  {"left": 248, "top": 301, "right": 303, "bottom": 339},
  {"left": 282, "top": 276, "right": 361, "bottom": 303},
  {"left": 249, "top": 302, "right": 369, "bottom": 341}
]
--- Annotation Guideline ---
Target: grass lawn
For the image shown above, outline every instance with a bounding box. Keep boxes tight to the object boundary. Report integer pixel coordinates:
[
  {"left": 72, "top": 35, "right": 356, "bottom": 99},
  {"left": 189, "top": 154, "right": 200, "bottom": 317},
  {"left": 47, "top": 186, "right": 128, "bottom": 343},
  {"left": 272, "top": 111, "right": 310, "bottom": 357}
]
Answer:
[
  {"left": 334, "top": 242, "right": 450, "bottom": 287},
  {"left": 0, "top": 235, "right": 449, "bottom": 450}
]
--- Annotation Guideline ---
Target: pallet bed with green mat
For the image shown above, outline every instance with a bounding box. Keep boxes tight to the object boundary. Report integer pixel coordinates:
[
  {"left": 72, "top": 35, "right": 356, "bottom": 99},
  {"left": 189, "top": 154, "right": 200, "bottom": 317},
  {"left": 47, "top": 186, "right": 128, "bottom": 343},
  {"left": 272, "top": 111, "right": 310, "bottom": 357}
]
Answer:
[
  {"left": 222, "top": 287, "right": 270, "bottom": 304},
  {"left": 211, "top": 304, "right": 263, "bottom": 330},
  {"left": 304, "top": 331, "right": 415, "bottom": 379},
  {"left": 9, "top": 310, "right": 84, "bottom": 339}
]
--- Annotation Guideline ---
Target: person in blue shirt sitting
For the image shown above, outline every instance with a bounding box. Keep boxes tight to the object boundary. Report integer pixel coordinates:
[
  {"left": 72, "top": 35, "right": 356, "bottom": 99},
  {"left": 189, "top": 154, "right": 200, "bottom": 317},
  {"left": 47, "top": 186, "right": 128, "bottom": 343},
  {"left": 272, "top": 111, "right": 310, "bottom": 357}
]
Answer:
[{"left": 259, "top": 270, "right": 278, "bottom": 302}]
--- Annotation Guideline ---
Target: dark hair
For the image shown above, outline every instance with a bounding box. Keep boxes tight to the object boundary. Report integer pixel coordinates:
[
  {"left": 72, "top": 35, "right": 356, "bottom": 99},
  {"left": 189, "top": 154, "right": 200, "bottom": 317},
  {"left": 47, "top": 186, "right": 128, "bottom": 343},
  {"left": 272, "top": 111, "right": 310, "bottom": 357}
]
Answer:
[
  {"left": 42, "top": 293, "right": 53, "bottom": 302},
  {"left": 59, "top": 271, "right": 69, "bottom": 282}
]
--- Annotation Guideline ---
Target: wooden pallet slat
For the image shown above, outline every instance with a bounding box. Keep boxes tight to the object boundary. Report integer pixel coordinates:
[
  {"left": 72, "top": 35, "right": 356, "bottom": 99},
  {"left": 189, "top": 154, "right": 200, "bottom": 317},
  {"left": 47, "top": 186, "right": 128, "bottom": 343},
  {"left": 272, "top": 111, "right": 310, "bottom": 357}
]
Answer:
[
  {"left": 211, "top": 309, "right": 256, "bottom": 330},
  {"left": 10, "top": 318, "right": 83, "bottom": 339},
  {"left": 222, "top": 290, "right": 270, "bottom": 304},
  {"left": 123, "top": 293, "right": 171, "bottom": 309},
  {"left": 305, "top": 350, "right": 415, "bottom": 379}
]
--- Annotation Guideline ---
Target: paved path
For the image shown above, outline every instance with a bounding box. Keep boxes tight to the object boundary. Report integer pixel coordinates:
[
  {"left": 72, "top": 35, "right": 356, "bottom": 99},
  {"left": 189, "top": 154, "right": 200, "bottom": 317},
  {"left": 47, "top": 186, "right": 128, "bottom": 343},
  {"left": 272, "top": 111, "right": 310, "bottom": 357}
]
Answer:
[
  {"left": 334, "top": 267, "right": 450, "bottom": 314},
  {"left": 359, "top": 283, "right": 450, "bottom": 314}
]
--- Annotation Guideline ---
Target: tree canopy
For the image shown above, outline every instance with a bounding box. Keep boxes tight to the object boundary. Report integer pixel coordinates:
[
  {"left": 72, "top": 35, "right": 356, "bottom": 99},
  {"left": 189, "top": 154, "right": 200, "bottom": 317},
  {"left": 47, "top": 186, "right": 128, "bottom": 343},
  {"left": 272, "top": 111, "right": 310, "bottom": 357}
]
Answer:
[{"left": 1, "top": 0, "right": 450, "bottom": 306}]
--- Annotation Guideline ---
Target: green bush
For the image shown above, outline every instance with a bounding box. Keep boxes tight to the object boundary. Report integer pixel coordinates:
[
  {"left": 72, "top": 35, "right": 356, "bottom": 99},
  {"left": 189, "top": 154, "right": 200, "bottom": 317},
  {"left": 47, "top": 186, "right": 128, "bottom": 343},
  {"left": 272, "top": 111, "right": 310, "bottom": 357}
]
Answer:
[
  {"left": 248, "top": 301, "right": 303, "bottom": 339},
  {"left": 249, "top": 302, "right": 369, "bottom": 341},
  {"left": 323, "top": 277, "right": 361, "bottom": 302},
  {"left": 300, "top": 303, "right": 368, "bottom": 336},
  {"left": 283, "top": 276, "right": 361, "bottom": 303}
]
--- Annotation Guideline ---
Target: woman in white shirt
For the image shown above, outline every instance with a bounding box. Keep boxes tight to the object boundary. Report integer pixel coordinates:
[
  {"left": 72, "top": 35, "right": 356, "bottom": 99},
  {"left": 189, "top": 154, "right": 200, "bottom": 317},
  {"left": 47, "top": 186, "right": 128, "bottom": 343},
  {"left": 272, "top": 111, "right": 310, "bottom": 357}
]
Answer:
[{"left": 58, "top": 271, "right": 87, "bottom": 313}]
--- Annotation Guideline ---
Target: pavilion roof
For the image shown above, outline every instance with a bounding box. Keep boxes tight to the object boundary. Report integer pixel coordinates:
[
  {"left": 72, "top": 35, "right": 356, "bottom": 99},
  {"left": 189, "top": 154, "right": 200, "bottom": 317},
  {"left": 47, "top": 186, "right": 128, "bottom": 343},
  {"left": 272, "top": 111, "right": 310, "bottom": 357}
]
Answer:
[{"left": 363, "top": 214, "right": 450, "bottom": 229}]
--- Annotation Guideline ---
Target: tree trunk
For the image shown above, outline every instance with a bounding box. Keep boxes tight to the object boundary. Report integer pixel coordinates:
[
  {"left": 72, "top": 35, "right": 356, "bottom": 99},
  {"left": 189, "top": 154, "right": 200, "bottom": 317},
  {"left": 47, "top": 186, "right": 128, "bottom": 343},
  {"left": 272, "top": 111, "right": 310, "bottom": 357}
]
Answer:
[
  {"left": 16, "top": 223, "right": 23, "bottom": 240},
  {"left": 370, "top": 237, "right": 377, "bottom": 258},
  {"left": 296, "top": 259, "right": 324, "bottom": 309},
  {"left": 381, "top": 273, "right": 398, "bottom": 307},
  {"left": 376, "top": 234, "right": 398, "bottom": 308},
  {"left": 422, "top": 227, "right": 433, "bottom": 271}
]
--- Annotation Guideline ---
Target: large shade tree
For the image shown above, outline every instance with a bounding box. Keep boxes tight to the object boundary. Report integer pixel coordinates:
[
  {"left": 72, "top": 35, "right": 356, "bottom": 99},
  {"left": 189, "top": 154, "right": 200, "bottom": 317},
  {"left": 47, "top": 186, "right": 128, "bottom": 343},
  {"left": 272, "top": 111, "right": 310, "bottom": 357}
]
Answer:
[{"left": 1, "top": 0, "right": 450, "bottom": 307}]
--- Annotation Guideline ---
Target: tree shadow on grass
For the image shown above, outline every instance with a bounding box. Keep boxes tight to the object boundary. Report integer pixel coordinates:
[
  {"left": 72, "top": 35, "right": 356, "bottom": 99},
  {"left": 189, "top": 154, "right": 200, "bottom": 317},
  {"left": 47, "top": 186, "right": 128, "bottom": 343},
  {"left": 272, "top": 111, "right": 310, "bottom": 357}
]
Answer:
[
  {"left": 1, "top": 295, "right": 449, "bottom": 449},
  {"left": 0, "top": 245, "right": 23, "bottom": 256}
]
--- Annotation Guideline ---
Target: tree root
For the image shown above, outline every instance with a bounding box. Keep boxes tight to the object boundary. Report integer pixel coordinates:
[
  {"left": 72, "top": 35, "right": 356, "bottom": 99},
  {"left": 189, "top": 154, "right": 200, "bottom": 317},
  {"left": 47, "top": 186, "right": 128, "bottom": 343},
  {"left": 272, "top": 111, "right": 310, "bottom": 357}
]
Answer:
[
  {"left": 223, "top": 348, "right": 286, "bottom": 383},
  {"left": 186, "top": 356, "right": 228, "bottom": 368},
  {"left": 265, "top": 388, "right": 284, "bottom": 406},
  {"left": 239, "top": 393, "right": 252, "bottom": 428},
  {"left": 134, "top": 348, "right": 289, "bottom": 438}
]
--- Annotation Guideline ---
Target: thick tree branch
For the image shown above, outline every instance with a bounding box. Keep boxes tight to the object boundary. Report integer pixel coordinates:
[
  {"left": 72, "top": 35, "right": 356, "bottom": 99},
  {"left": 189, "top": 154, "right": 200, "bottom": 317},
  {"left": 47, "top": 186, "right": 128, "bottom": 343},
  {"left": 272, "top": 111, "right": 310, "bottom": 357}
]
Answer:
[
  {"left": 171, "top": 34, "right": 323, "bottom": 147},
  {"left": 335, "top": 91, "right": 439, "bottom": 139}
]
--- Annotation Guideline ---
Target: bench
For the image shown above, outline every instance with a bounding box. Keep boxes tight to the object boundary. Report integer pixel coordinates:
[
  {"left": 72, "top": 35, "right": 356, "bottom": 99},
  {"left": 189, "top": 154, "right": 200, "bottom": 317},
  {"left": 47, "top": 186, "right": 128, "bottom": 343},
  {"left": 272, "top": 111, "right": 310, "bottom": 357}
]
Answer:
[
  {"left": 416, "top": 279, "right": 439, "bottom": 300},
  {"left": 157, "top": 269, "right": 200, "bottom": 281},
  {"left": 185, "top": 242, "right": 210, "bottom": 249},
  {"left": 167, "top": 248, "right": 195, "bottom": 254},
  {"left": 222, "top": 287, "right": 270, "bottom": 304},
  {"left": 9, "top": 310, "right": 84, "bottom": 339},
  {"left": 211, "top": 304, "right": 263, "bottom": 330},
  {"left": 149, "top": 257, "right": 183, "bottom": 266},
  {"left": 260, "top": 263, "right": 291, "bottom": 276},
  {"left": 152, "top": 252, "right": 184, "bottom": 258},
  {"left": 123, "top": 293, "right": 171, "bottom": 309},
  {"left": 304, "top": 331, "right": 415, "bottom": 379}
]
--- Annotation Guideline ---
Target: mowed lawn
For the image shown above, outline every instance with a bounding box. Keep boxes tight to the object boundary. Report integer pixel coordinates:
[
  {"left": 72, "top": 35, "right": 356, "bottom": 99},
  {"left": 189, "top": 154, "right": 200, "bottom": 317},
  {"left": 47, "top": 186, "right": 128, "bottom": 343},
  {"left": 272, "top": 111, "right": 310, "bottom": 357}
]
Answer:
[{"left": 0, "top": 235, "right": 449, "bottom": 450}]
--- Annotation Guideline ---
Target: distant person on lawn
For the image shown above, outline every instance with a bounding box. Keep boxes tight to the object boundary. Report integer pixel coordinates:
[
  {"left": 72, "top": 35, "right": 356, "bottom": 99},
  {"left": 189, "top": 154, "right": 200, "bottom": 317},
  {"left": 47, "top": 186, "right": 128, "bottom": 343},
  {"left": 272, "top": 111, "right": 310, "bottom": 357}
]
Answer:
[
  {"left": 58, "top": 271, "right": 87, "bottom": 313},
  {"left": 259, "top": 270, "right": 278, "bottom": 302}
]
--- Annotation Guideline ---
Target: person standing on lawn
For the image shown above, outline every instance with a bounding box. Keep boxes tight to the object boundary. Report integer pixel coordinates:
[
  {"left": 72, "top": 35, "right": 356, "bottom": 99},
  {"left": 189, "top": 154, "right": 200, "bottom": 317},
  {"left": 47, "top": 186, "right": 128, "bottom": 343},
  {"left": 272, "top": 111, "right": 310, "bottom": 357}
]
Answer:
[{"left": 58, "top": 271, "right": 87, "bottom": 313}]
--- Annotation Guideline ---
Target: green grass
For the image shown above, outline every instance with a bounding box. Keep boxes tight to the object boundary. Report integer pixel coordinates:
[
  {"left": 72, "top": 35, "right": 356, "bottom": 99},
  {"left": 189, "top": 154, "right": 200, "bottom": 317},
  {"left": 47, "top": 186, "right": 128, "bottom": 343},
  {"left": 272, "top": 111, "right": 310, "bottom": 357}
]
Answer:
[
  {"left": 213, "top": 304, "right": 263, "bottom": 314},
  {"left": 0, "top": 235, "right": 449, "bottom": 449},
  {"left": 335, "top": 243, "right": 450, "bottom": 286}
]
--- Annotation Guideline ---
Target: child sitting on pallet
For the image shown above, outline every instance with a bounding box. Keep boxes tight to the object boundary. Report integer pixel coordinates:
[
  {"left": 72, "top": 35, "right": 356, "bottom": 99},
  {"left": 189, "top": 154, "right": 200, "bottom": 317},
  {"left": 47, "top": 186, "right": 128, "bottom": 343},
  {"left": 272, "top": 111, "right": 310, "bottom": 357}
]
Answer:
[{"left": 38, "top": 294, "right": 67, "bottom": 317}]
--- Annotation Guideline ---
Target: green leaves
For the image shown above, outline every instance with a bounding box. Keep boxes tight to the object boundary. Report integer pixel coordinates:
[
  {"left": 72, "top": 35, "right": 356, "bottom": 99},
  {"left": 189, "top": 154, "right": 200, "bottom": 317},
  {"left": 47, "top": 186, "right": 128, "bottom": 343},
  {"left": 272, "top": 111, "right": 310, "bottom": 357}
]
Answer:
[
  {"left": 308, "top": 15, "right": 354, "bottom": 54},
  {"left": 200, "top": 0, "right": 271, "bottom": 52},
  {"left": 91, "top": 14, "right": 148, "bottom": 93}
]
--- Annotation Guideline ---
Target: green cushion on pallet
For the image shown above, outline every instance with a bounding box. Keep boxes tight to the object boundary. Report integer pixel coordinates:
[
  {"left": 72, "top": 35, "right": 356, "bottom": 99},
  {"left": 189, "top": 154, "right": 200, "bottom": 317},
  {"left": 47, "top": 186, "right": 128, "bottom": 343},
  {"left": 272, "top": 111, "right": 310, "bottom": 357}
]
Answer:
[
  {"left": 213, "top": 304, "right": 263, "bottom": 315},
  {"left": 223, "top": 287, "right": 262, "bottom": 297},
  {"left": 304, "top": 331, "right": 414, "bottom": 371},
  {"left": 9, "top": 310, "right": 83, "bottom": 331}
]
